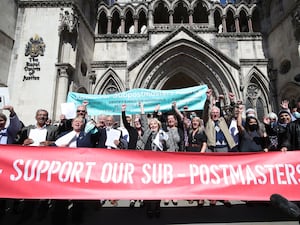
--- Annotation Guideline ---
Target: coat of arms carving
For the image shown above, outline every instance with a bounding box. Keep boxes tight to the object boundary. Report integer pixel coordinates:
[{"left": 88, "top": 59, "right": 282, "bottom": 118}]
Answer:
[{"left": 25, "top": 35, "right": 46, "bottom": 58}]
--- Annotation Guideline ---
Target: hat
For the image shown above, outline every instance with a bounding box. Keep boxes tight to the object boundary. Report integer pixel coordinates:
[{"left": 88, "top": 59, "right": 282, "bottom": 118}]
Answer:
[
  {"left": 246, "top": 108, "right": 256, "bottom": 117},
  {"left": 278, "top": 109, "right": 291, "bottom": 117}
]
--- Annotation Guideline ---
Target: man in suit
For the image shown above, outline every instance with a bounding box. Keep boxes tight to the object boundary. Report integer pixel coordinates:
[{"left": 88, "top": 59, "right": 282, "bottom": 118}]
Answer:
[
  {"left": 18, "top": 109, "right": 59, "bottom": 223},
  {"left": 20, "top": 109, "right": 59, "bottom": 146}
]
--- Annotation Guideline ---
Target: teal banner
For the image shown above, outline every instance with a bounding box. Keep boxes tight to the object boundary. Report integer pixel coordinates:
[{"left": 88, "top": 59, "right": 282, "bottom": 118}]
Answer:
[{"left": 67, "top": 85, "right": 208, "bottom": 116}]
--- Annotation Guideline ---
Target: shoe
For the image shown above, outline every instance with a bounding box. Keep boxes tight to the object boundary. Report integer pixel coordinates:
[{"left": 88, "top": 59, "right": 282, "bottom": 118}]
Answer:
[
  {"left": 164, "top": 200, "right": 169, "bottom": 206},
  {"left": 172, "top": 200, "right": 178, "bottom": 206},
  {"left": 197, "top": 200, "right": 204, "bottom": 207},
  {"left": 129, "top": 200, "right": 135, "bottom": 208},
  {"left": 188, "top": 200, "right": 194, "bottom": 204},
  {"left": 209, "top": 200, "right": 217, "bottom": 206},
  {"left": 100, "top": 200, "right": 106, "bottom": 206},
  {"left": 139, "top": 200, "right": 144, "bottom": 208},
  {"left": 110, "top": 200, "right": 118, "bottom": 207},
  {"left": 223, "top": 200, "right": 232, "bottom": 208}
]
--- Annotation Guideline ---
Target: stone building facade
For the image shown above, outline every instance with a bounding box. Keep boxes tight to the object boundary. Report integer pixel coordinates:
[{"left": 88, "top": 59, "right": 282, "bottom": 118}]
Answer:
[
  {"left": 257, "top": 0, "right": 300, "bottom": 112},
  {"left": 2, "top": 0, "right": 296, "bottom": 124}
]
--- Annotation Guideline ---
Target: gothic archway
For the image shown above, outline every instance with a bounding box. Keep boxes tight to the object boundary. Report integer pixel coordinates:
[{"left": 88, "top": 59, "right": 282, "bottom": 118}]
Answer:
[{"left": 132, "top": 28, "right": 241, "bottom": 104}]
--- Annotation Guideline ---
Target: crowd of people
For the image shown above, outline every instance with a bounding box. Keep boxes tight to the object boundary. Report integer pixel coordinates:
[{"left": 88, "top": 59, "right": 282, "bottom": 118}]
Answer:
[{"left": 0, "top": 88, "right": 299, "bottom": 224}]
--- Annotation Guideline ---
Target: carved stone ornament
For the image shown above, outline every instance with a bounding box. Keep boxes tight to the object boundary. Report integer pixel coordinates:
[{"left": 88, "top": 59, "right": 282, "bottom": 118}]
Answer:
[
  {"left": 58, "top": 8, "right": 79, "bottom": 34},
  {"left": 246, "top": 83, "right": 259, "bottom": 99},
  {"left": 25, "top": 35, "right": 46, "bottom": 57},
  {"left": 292, "top": 4, "right": 300, "bottom": 41}
]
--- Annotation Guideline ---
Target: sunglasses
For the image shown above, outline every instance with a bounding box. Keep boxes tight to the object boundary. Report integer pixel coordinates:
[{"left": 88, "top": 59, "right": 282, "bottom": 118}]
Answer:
[{"left": 77, "top": 110, "right": 86, "bottom": 113}]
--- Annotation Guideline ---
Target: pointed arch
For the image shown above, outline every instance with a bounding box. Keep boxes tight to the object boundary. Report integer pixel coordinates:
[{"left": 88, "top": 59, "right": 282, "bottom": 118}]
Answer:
[
  {"left": 123, "top": 5, "right": 135, "bottom": 17},
  {"left": 109, "top": 5, "right": 122, "bottom": 16},
  {"left": 75, "top": 86, "right": 88, "bottom": 94},
  {"left": 136, "top": 4, "right": 148, "bottom": 16},
  {"left": 171, "top": 0, "right": 191, "bottom": 11},
  {"left": 153, "top": 1, "right": 170, "bottom": 23},
  {"left": 191, "top": 0, "right": 210, "bottom": 11},
  {"left": 239, "top": 9, "right": 249, "bottom": 32},
  {"left": 97, "top": 5, "right": 109, "bottom": 19},
  {"left": 213, "top": 8, "right": 222, "bottom": 29},
  {"left": 224, "top": 5, "right": 236, "bottom": 16},
  {"left": 98, "top": 11, "right": 108, "bottom": 34},
  {"left": 244, "top": 67, "right": 271, "bottom": 118},
  {"left": 173, "top": 0, "right": 189, "bottom": 23},
  {"left": 226, "top": 8, "right": 235, "bottom": 32},
  {"left": 279, "top": 82, "right": 300, "bottom": 106},
  {"left": 193, "top": 1, "right": 209, "bottom": 23},
  {"left": 125, "top": 10, "right": 134, "bottom": 33},
  {"left": 93, "top": 68, "right": 125, "bottom": 95},
  {"left": 133, "top": 37, "right": 241, "bottom": 102},
  {"left": 137, "top": 10, "right": 147, "bottom": 33},
  {"left": 236, "top": 5, "right": 249, "bottom": 16},
  {"left": 111, "top": 10, "right": 121, "bottom": 34},
  {"left": 212, "top": 5, "right": 224, "bottom": 16},
  {"left": 151, "top": 0, "right": 171, "bottom": 12}
]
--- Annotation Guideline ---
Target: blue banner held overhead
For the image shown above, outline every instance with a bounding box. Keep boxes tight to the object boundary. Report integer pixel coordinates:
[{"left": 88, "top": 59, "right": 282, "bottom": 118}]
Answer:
[{"left": 67, "top": 85, "right": 208, "bottom": 116}]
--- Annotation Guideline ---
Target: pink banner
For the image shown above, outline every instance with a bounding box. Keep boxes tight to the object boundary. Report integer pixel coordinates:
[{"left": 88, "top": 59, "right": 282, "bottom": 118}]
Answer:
[{"left": 0, "top": 145, "right": 300, "bottom": 200}]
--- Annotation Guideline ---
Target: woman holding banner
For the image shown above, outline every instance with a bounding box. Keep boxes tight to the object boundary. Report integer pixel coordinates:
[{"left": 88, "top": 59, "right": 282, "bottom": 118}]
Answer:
[
  {"left": 142, "top": 117, "right": 170, "bottom": 217},
  {"left": 185, "top": 116, "right": 207, "bottom": 206}
]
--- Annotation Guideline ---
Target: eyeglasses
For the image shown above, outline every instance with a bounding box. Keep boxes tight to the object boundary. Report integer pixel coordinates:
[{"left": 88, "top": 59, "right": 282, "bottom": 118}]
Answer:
[{"left": 77, "top": 110, "right": 86, "bottom": 113}]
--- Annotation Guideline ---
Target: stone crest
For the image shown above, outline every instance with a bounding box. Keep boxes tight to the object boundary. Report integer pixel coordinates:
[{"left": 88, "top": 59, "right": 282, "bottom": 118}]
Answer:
[
  {"left": 25, "top": 35, "right": 46, "bottom": 58},
  {"left": 58, "top": 8, "right": 79, "bottom": 34}
]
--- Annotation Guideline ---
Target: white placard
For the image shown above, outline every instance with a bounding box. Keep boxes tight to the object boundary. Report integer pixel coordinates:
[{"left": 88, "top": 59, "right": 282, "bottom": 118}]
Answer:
[
  {"left": 105, "top": 128, "right": 121, "bottom": 149},
  {"left": 0, "top": 87, "right": 10, "bottom": 109},
  {"left": 28, "top": 129, "right": 47, "bottom": 146},
  {"left": 61, "top": 102, "right": 76, "bottom": 119}
]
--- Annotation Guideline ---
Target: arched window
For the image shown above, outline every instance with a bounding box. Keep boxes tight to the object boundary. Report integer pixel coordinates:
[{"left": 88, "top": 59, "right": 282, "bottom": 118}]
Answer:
[
  {"left": 154, "top": 2, "right": 169, "bottom": 23},
  {"left": 111, "top": 11, "right": 121, "bottom": 34},
  {"left": 239, "top": 10, "right": 249, "bottom": 32},
  {"left": 214, "top": 10, "right": 222, "bottom": 30},
  {"left": 138, "top": 10, "right": 147, "bottom": 33},
  {"left": 98, "top": 11, "right": 108, "bottom": 34},
  {"left": 193, "top": 2, "right": 208, "bottom": 23},
  {"left": 226, "top": 10, "right": 235, "bottom": 32},
  {"left": 125, "top": 11, "right": 134, "bottom": 33},
  {"left": 245, "top": 79, "right": 267, "bottom": 121},
  {"left": 173, "top": 2, "right": 189, "bottom": 23},
  {"left": 256, "top": 97, "right": 265, "bottom": 121}
]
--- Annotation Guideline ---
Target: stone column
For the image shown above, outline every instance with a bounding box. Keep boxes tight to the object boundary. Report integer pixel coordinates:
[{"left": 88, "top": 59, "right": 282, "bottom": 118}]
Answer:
[
  {"left": 208, "top": 9, "right": 215, "bottom": 29},
  {"left": 107, "top": 16, "right": 112, "bottom": 34},
  {"left": 95, "top": 20, "right": 99, "bottom": 34},
  {"left": 234, "top": 16, "right": 240, "bottom": 32},
  {"left": 120, "top": 16, "right": 125, "bottom": 33},
  {"left": 222, "top": 15, "right": 227, "bottom": 32},
  {"left": 169, "top": 10, "right": 174, "bottom": 25},
  {"left": 54, "top": 63, "right": 74, "bottom": 121},
  {"left": 134, "top": 15, "right": 138, "bottom": 33},
  {"left": 188, "top": 10, "right": 193, "bottom": 25},
  {"left": 247, "top": 16, "right": 253, "bottom": 32},
  {"left": 148, "top": 10, "right": 154, "bottom": 28}
]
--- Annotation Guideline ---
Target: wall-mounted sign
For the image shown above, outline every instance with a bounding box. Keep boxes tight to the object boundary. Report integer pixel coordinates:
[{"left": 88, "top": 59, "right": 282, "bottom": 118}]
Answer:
[{"left": 23, "top": 35, "right": 46, "bottom": 81}]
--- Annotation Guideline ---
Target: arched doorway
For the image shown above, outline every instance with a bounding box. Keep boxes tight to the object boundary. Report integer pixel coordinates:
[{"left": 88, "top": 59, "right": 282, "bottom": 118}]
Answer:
[
  {"left": 133, "top": 34, "right": 240, "bottom": 103},
  {"left": 161, "top": 72, "right": 198, "bottom": 90}
]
